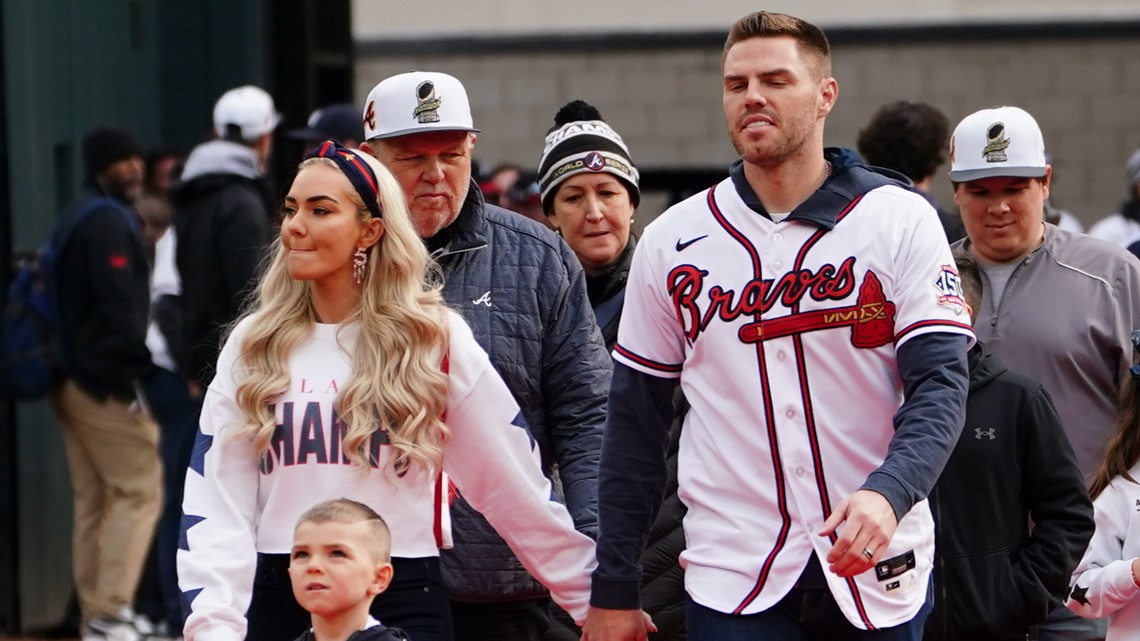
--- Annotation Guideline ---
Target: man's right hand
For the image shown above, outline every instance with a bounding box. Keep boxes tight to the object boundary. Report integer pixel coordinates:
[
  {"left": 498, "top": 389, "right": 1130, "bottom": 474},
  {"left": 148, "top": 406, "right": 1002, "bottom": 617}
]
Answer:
[{"left": 580, "top": 607, "right": 655, "bottom": 641}]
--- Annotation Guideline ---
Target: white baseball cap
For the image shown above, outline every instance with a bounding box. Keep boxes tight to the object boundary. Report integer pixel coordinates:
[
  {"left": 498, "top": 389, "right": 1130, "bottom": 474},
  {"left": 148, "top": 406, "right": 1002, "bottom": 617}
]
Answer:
[
  {"left": 213, "top": 85, "right": 281, "bottom": 141},
  {"left": 949, "top": 106, "right": 1048, "bottom": 182},
  {"left": 362, "top": 71, "right": 480, "bottom": 141}
]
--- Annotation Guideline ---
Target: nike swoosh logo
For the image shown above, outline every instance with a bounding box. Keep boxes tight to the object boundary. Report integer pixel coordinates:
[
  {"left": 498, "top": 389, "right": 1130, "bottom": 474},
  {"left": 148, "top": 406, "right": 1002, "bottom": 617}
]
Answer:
[{"left": 675, "top": 235, "right": 708, "bottom": 251}]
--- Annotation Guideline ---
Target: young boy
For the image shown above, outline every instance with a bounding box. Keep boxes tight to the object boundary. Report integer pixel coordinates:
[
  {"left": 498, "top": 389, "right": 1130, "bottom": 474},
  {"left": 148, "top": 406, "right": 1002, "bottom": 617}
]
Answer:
[
  {"left": 923, "top": 253, "right": 1094, "bottom": 640},
  {"left": 288, "top": 499, "right": 409, "bottom": 641}
]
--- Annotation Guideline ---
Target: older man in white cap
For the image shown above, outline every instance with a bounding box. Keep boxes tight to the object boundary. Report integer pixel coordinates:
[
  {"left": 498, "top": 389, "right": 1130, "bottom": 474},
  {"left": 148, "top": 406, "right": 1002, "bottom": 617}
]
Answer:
[
  {"left": 173, "top": 85, "right": 279, "bottom": 391},
  {"left": 948, "top": 105, "right": 1140, "bottom": 641},
  {"left": 359, "top": 72, "right": 611, "bottom": 641}
]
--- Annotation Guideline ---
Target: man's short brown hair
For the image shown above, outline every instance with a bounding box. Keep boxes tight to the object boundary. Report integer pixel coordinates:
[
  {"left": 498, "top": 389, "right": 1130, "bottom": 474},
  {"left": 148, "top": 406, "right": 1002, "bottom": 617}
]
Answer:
[{"left": 723, "top": 11, "right": 832, "bottom": 78}]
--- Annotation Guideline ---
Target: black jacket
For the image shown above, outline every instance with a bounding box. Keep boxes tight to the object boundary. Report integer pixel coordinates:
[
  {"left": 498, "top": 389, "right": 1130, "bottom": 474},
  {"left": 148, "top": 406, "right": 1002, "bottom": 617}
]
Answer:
[
  {"left": 293, "top": 622, "right": 409, "bottom": 641},
  {"left": 171, "top": 140, "right": 272, "bottom": 387},
  {"left": 436, "top": 181, "right": 612, "bottom": 602},
  {"left": 547, "top": 236, "right": 687, "bottom": 641},
  {"left": 924, "top": 344, "right": 1094, "bottom": 641},
  {"left": 55, "top": 187, "right": 152, "bottom": 400}
]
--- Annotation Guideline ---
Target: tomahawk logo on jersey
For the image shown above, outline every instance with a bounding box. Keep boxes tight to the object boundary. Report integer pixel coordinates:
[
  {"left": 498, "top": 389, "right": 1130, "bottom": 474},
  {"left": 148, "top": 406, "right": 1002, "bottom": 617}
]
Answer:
[{"left": 613, "top": 176, "right": 973, "bottom": 630}]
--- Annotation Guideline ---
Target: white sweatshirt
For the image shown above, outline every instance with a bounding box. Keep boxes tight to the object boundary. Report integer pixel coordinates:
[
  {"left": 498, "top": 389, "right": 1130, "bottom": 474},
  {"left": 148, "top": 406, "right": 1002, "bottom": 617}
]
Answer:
[
  {"left": 1067, "top": 462, "right": 1140, "bottom": 640},
  {"left": 178, "top": 311, "right": 596, "bottom": 641}
]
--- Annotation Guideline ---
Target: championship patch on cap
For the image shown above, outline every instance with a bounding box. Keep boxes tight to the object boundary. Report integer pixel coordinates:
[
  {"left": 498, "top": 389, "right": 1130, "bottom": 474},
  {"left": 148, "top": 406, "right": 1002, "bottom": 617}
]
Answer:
[
  {"left": 362, "top": 71, "right": 479, "bottom": 141},
  {"left": 982, "top": 122, "right": 1011, "bottom": 163},
  {"left": 948, "top": 106, "right": 1047, "bottom": 182},
  {"left": 413, "top": 80, "right": 442, "bottom": 124}
]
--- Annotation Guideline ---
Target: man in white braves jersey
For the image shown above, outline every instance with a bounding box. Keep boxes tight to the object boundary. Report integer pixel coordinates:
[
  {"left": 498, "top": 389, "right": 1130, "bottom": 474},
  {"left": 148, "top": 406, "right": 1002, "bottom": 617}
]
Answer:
[{"left": 581, "top": 11, "right": 973, "bottom": 641}]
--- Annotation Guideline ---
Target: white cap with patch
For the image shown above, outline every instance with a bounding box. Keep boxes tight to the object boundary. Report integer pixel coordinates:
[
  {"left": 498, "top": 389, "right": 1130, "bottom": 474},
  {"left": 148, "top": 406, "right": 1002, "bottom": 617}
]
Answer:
[
  {"left": 362, "top": 71, "right": 480, "bottom": 141},
  {"left": 213, "top": 85, "right": 281, "bottom": 141},
  {"left": 949, "top": 106, "right": 1048, "bottom": 182}
]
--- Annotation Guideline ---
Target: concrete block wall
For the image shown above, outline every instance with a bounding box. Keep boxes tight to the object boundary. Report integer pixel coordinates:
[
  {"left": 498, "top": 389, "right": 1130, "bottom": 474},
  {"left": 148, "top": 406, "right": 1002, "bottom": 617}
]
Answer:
[{"left": 356, "top": 35, "right": 1140, "bottom": 229}]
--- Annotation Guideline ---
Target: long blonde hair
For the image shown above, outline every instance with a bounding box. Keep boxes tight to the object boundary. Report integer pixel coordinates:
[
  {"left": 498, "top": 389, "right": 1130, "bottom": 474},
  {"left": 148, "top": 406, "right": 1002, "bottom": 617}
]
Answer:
[{"left": 230, "top": 152, "right": 450, "bottom": 474}]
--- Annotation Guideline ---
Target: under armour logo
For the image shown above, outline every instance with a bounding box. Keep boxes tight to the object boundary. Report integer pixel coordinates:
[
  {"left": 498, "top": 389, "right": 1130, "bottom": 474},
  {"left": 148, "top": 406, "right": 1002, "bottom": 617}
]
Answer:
[
  {"left": 473, "top": 291, "right": 492, "bottom": 307},
  {"left": 974, "top": 428, "right": 996, "bottom": 440}
]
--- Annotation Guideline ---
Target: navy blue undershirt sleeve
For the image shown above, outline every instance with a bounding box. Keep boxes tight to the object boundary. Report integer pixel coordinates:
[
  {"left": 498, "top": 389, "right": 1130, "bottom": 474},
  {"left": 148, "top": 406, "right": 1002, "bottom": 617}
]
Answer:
[
  {"left": 591, "top": 362, "right": 677, "bottom": 610},
  {"left": 861, "top": 332, "right": 969, "bottom": 522}
]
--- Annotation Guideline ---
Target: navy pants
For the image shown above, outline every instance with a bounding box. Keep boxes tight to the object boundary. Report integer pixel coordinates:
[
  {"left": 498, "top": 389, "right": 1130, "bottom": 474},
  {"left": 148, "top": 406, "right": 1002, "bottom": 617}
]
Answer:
[
  {"left": 686, "top": 556, "right": 932, "bottom": 641},
  {"left": 142, "top": 367, "right": 202, "bottom": 632}
]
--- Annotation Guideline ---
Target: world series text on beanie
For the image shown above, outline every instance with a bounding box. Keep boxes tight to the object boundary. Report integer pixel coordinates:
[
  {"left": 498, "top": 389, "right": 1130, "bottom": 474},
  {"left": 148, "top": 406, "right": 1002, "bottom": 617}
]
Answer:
[
  {"left": 537, "top": 100, "right": 640, "bottom": 215},
  {"left": 948, "top": 106, "right": 1048, "bottom": 182},
  {"left": 213, "top": 85, "right": 281, "bottom": 142},
  {"left": 362, "top": 71, "right": 480, "bottom": 141}
]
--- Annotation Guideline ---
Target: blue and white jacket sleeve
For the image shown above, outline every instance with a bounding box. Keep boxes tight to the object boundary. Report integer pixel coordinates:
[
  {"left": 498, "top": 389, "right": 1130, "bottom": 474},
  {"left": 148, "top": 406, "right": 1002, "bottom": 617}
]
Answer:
[
  {"left": 441, "top": 311, "right": 597, "bottom": 623},
  {"left": 178, "top": 319, "right": 261, "bottom": 641}
]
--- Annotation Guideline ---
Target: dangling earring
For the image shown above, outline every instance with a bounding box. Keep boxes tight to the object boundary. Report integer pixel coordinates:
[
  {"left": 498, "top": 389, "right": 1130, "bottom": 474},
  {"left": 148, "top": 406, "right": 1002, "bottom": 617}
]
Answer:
[{"left": 353, "top": 247, "right": 368, "bottom": 285}]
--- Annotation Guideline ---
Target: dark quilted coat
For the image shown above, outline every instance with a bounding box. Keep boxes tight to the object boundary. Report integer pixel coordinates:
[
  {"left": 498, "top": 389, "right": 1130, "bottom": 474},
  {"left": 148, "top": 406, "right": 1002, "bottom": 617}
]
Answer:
[{"left": 438, "top": 180, "right": 612, "bottom": 602}]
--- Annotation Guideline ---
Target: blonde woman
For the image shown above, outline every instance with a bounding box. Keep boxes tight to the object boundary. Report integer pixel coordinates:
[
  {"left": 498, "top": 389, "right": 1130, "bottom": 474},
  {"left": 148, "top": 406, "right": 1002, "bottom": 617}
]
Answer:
[{"left": 178, "top": 142, "right": 596, "bottom": 641}]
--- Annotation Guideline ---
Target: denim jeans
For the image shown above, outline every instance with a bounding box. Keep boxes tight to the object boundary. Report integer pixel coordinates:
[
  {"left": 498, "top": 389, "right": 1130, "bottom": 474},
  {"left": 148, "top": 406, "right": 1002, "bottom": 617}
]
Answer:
[
  {"left": 142, "top": 367, "right": 202, "bottom": 632},
  {"left": 1031, "top": 603, "right": 1108, "bottom": 641},
  {"left": 686, "top": 557, "right": 933, "bottom": 641}
]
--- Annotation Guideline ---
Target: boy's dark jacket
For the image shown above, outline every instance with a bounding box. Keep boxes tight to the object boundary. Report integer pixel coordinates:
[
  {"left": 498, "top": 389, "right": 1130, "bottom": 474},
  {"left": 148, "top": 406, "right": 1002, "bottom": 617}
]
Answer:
[
  {"left": 924, "top": 343, "right": 1094, "bottom": 641},
  {"left": 293, "top": 623, "right": 409, "bottom": 641}
]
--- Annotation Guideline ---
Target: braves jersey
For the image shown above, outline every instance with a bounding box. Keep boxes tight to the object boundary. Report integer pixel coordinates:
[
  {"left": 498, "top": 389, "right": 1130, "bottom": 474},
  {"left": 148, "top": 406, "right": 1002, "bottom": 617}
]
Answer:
[
  {"left": 612, "top": 165, "right": 974, "bottom": 629},
  {"left": 179, "top": 310, "right": 596, "bottom": 641}
]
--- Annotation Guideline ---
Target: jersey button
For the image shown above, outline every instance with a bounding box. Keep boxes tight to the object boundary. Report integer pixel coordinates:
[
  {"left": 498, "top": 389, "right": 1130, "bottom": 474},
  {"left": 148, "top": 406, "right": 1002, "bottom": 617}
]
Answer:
[
  {"left": 795, "top": 466, "right": 806, "bottom": 477},
  {"left": 785, "top": 409, "right": 795, "bottom": 419},
  {"left": 773, "top": 260, "right": 783, "bottom": 269},
  {"left": 773, "top": 233, "right": 783, "bottom": 242},
  {"left": 777, "top": 351, "right": 787, "bottom": 361}
]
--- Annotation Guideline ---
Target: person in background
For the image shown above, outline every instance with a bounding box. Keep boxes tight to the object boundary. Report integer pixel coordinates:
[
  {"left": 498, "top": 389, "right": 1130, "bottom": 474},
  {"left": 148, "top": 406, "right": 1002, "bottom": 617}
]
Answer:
[
  {"left": 536, "top": 99, "right": 686, "bottom": 641},
  {"left": 51, "top": 125, "right": 161, "bottom": 641},
  {"left": 172, "top": 85, "right": 277, "bottom": 391},
  {"left": 359, "top": 71, "right": 611, "bottom": 641},
  {"left": 856, "top": 99, "right": 965, "bottom": 243},
  {"left": 948, "top": 105, "right": 1140, "bottom": 641},
  {"left": 287, "top": 103, "right": 365, "bottom": 153},
  {"left": 1089, "top": 147, "right": 1140, "bottom": 248},
  {"left": 924, "top": 252, "right": 1093, "bottom": 641},
  {"left": 1068, "top": 330, "right": 1140, "bottom": 641}
]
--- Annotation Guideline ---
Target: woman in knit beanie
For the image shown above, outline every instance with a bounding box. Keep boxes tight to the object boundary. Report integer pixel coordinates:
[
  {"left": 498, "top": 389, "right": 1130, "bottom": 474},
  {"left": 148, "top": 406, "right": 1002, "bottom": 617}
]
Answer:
[
  {"left": 537, "top": 99, "right": 640, "bottom": 349},
  {"left": 538, "top": 101, "right": 687, "bottom": 641}
]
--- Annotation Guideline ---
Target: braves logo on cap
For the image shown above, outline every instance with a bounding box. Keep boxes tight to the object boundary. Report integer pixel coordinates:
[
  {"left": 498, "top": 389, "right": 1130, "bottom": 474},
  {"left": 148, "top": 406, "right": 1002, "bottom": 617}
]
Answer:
[
  {"left": 413, "top": 81, "right": 442, "bottom": 124},
  {"left": 364, "top": 100, "right": 376, "bottom": 131},
  {"left": 982, "top": 122, "right": 1010, "bottom": 163},
  {"left": 585, "top": 152, "right": 606, "bottom": 171}
]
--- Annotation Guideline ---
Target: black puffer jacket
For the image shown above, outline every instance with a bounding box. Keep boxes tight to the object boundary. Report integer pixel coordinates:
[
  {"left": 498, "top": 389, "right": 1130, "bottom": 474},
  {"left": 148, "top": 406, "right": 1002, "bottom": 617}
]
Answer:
[
  {"left": 546, "top": 237, "right": 687, "bottom": 641},
  {"left": 438, "top": 181, "right": 612, "bottom": 602},
  {"left": 171, "top": 140, "right": 273, "bottom": 387}
]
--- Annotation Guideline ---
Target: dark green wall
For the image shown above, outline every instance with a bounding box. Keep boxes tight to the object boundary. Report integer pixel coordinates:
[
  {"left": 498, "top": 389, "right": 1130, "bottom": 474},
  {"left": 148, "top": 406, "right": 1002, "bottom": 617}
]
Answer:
[{"left": 0, "top": 0, "right": 266, "bottom": 631}]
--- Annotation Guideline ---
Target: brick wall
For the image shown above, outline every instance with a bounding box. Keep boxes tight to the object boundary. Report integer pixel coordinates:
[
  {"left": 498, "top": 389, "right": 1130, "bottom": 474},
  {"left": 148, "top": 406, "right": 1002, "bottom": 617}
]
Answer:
[{"left": 356, "top": 35, "right": 1140, "bottom": 230}]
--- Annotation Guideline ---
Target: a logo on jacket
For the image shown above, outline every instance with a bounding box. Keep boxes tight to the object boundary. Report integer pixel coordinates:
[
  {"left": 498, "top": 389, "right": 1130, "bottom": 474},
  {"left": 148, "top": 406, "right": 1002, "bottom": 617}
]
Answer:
[{"left": 974, "top": 427, "right": 996, "bottom": 440}]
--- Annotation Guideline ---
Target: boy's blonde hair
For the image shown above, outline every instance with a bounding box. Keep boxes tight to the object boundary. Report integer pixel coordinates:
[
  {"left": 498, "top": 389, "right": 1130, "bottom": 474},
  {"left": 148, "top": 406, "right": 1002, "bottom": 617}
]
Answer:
[{"left": 296, "top": 498, "right": 392, "bottom": 562}]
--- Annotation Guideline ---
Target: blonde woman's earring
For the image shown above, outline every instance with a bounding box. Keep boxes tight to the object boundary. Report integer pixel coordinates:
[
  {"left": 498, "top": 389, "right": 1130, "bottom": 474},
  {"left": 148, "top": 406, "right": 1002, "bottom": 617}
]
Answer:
[{"left": 353, "top": 247, "right": 368, "bottom": 284}]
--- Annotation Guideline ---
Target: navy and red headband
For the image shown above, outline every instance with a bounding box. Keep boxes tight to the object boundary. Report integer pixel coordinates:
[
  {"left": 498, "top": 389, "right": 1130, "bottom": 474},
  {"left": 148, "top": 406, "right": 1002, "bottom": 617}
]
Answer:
[{"left": 306, "top": 140, "right": 383, "bottom": 219}]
